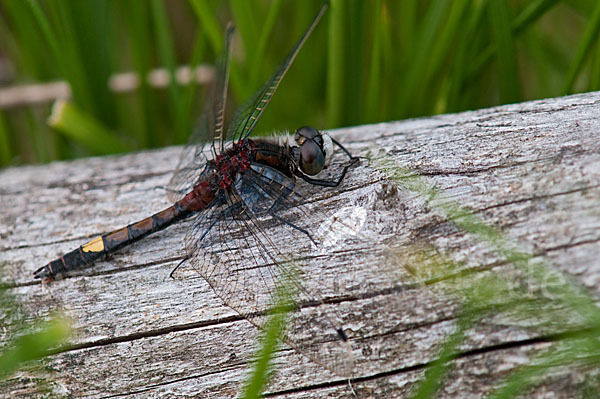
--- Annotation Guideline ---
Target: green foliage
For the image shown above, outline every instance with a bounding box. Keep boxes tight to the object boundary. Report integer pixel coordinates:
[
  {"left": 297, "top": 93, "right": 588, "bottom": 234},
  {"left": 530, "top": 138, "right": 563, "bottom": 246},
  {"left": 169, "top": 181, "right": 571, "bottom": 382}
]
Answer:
[
  {"left": 0, "top": 1, "right": 599, "bottom": 166},
  {"left": 48, "top": 100, "right": 128, "bottom": 154},
  {"left": 241, "top": 265, "right": 296, "bottom": 399},
  {"left": 0, "top": 283, "right": 71, "bottom": 383}
]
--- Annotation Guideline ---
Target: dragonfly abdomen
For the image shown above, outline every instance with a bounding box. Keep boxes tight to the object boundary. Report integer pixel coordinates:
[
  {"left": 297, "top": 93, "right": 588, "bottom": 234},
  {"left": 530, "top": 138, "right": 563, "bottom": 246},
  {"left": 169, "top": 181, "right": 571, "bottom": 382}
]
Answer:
[
  {"left": 102, "top": 205, "right": 189, "bottom": 253},
  {"left": 34, "top": 205, "right": 191, "bottom": 281},
  {"left": 34, "top": 180, "right": 216, "bottom": 281}
]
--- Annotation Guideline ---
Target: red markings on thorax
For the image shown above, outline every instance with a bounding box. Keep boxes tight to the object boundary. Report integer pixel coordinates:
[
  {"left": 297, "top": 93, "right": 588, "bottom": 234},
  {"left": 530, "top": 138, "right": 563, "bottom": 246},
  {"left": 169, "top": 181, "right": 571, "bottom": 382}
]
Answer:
[
  {"left": 177, "top": 140, "right": 255, "bottom": 211},
  {"left": 215, "top": 141, "right": 252, "bottom": 189}
]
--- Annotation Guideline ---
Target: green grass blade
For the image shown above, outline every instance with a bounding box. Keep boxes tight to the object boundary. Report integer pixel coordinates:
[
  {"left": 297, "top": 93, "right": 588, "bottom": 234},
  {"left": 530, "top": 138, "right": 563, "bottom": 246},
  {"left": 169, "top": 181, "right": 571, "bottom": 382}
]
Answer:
[
  {"left": 48, "top": 100, "right": 128, "bottom": 155},
  {"left": 24, "top": 108, "right": 51, "bottom": 163},
  {"left": 177, "top": 1, "right": 214, "bottom": 144},
  {"left": 41, "top": 0, "right": 117, "bottom": 127},
  {"left": 397, "top": 0, "right": 416, "bottom": 55},
  {"left": 488, "top": 0, "right": 520, "bottom": 104},
  {"left": 187, "top": 0, "right": 244, "bottom": 101},
  {"left": 591, "top": 35, "right": 600, "bottom": 90},
  {"left": 378, "top": 1, "right": 395, "bottom": 121},
  {"left": 0, "top": 316, "right": 71, "bottom": 379},
  {"left": 345, "top": 0, "right": 365, "bottom": 126},
  {"left": 229, "top": 0, "right": 258, "bottom": 70},
  {"left": 241, "top": 270, "right": 296, "bottom": 399},
  {"left": 327, "top": 0, "right": 345, "bottom": 127},
  {"left": 0, "top": 284, "right": 71, "bottom": 380},
  {"left": 468, "top": 0, "right": 559, "bottom": 89},
  {"left": 23, "top": 0, "right": 63, "bottom": 76},
  {"left": 375, "top": 151, "right": 600, "bottom": 398},
  {"left": 513, "top": 0, "right": 560, "bottom": 35},
  {"left": 0, "top": 110, "right": 12, "bottom": 165},
  {"left": 365, "top": 0, "right": 383, "bottom": 123},
  {"left": 226, "top": 0, "right": 263, "bottom": 100},
  {"left": 561, "top": 0, "right": 600, "bottom": 94},
  {"left": 248, "top": 0, "right": 284, "bottom": 90},
  {"left": 489, "top": 337, "right": 597, "bottom": 399},
  {"left": 446, "top": 1, "right": 486, "bottom": 112},
  {"left": 177, "top": 29, "right": 208, "bottom": 145},
  {"left": 43, "top": 1, "right": 89, "bottom": 108},
  {"left": 188, "top": 0, "right": 222, "bottom": 53},
  {"left": 397, "top": 0, "right": 451, "bottom": 117},
  {"left": 117, "top": 2, "right": 156, "bottom": 148},
  {"left": 150, "top": 0, "right": 185, "bottom": 144},
  {"left": 64, "top": 1, "right": 116, "bottom": 125},
  {"left": 241, "top": 300, "right": 288, "bottom": 398},
  {"left": 411, "top": 314, "right": 473, "bottom": 399},
  {"left": 416, "top": 0, "right": 470, "bottom": 114},
  {"left": 1, "top": 1, "right": 53, "bottom": 79}
]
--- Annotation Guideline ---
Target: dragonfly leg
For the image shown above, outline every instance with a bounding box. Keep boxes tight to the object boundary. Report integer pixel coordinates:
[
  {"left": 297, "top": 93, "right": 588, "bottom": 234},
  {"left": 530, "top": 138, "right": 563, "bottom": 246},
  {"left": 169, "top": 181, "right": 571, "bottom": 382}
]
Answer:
[
  {"left": 299, "top": 137, "right": 359, "bottom": 187},
  {"left": 330, "top": 137, "right": 355, "bottom": 160},
  {"left": 269, "top": 212, "right": 317, "bottom": 245},
  {"left": 299, "top": 157, "right": 359, "bottom": 187},
  {"left": 169, "top": 256, "right": 189, "bottom": 279}
]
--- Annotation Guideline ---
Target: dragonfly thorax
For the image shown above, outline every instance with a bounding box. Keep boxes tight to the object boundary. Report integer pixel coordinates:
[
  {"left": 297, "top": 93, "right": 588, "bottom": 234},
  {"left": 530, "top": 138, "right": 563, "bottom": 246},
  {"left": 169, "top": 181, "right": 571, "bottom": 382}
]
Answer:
[
  {"left": 293, "top": 126, "right": 333, "bottom": 176},
  {"left": 215, "top": 141, "right": 251, "bottom": 189}
]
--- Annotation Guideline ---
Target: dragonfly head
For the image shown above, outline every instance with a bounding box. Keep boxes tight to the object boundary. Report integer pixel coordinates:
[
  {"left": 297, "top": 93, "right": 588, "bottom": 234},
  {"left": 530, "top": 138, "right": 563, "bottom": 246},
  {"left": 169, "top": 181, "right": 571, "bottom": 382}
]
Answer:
[{"left": 294, "top": 126, "right": 333, "bottom": 176}]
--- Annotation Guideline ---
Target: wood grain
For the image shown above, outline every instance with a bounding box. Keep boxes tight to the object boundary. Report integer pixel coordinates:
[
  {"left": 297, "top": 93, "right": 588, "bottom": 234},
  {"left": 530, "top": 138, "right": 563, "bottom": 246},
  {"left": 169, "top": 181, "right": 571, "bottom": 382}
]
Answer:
[{"left": 1, "top": 91, "right": 599, "bottom": 398}]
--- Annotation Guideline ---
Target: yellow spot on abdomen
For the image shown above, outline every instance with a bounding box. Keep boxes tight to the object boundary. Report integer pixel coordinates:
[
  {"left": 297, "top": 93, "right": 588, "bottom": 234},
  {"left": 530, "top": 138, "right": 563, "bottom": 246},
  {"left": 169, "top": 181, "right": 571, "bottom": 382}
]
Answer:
[{"left": 82, "top": 237, "right": 104, "bottom": 253}]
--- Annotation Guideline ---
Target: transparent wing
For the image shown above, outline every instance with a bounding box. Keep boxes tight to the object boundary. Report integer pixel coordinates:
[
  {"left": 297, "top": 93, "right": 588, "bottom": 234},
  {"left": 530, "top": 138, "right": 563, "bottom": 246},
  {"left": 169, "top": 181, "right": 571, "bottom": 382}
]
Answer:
[
  {"left": 166, "top": 116, "right": 212, "bottom": 203},
  {"left": 167, "top": 25, "right": 235, "bottom": 202},
  {"left": 213, "top": 23, "right": 234, "bottom": 156},
  {"left": 183, "top": 165, "right": 357, "bottom": 377},
  {"left": 169, "top": 2, "right": 327, "bottom": 201},
  {"left": 225, "top": 3, "right": 328, "bottom": 143}
]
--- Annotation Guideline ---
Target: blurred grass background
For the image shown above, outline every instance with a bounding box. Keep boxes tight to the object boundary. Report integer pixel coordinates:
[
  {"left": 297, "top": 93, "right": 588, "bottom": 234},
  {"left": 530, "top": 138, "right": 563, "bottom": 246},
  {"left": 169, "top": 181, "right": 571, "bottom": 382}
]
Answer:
[{"left": 0, "top": 0, "right": 599, "bottom": 167}]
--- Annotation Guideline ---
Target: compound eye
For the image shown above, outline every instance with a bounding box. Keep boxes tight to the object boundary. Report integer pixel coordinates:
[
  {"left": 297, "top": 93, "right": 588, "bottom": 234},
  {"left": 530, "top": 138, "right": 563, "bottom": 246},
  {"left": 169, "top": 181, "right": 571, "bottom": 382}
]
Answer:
[
  {"left": 295, "top": 126, "right": 320, "bottom": 144},
  {"left": 300, "top": 139, "right": 325, "bottom": 176}
]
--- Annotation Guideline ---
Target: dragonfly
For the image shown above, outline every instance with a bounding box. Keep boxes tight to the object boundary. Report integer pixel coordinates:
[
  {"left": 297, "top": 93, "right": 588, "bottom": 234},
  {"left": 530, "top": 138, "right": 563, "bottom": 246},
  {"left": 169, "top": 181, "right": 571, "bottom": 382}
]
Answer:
[{"left": 34, "top": 2, "right": 359, "bottom": 377}]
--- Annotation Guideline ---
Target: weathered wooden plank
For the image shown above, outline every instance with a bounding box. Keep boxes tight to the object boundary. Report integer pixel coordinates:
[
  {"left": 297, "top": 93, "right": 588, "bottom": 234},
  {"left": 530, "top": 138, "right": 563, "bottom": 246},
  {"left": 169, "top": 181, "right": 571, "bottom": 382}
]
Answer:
[{"left": 1, "top": 91, "right": 599, "bottom": 397}]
